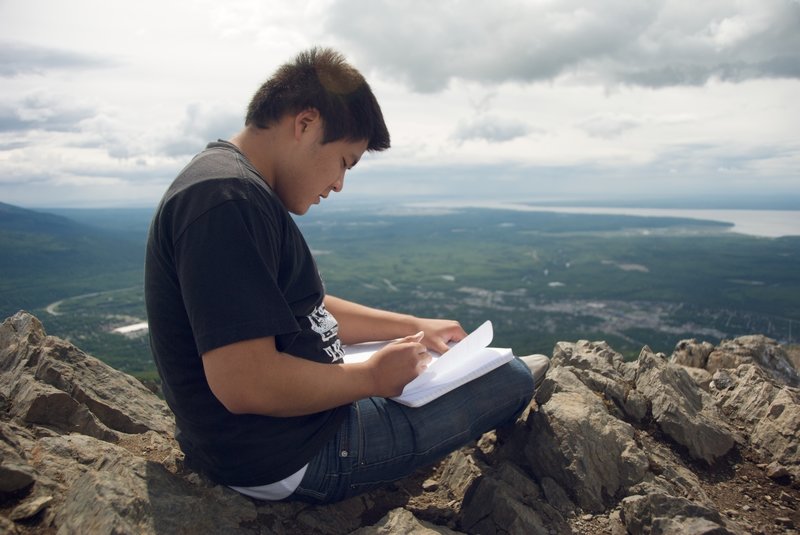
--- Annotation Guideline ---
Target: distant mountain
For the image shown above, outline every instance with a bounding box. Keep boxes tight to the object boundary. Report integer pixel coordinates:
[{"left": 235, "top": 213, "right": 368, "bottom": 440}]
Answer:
[
  {"left": 0, "top": 201, "right": 89, "bottom": 235},
  {"left": 43, "top": 206, "right": 155, "bottom": 236},
  {"left": 0, "top": 202, "right": 145, "bottom": 317}
]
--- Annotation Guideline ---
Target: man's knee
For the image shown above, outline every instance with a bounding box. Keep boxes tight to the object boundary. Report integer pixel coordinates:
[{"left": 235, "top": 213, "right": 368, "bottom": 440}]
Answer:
[{"left": 504, "top": 357, "right": 537, "bottom": 398}]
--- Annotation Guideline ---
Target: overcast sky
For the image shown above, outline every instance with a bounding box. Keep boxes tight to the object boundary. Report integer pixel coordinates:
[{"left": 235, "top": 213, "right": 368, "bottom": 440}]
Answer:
[{"left": 1, "top": 0, "right": 799, "bottom": 209}]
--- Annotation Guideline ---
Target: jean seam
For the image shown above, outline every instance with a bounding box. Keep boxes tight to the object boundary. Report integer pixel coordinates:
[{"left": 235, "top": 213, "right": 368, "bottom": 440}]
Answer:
[{"left": 354, "top": 401, "right": 365, "bottom": 466}]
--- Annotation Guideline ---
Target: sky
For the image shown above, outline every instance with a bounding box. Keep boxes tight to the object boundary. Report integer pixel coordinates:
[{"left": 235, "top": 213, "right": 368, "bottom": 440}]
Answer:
[{"left": 1, "top": 0, "right": 799, "bottom": 209}]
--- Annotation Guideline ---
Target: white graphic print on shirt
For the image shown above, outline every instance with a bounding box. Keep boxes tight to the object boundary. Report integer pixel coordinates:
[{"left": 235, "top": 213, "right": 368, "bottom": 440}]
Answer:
[{"left": 308, "top": 303, "right": 345, "bottom": 362}]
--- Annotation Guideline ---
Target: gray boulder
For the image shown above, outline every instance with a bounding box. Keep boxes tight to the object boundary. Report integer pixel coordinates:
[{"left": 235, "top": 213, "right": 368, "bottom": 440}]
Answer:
[
  {"left": 635, "top": 347, "right": 737, "bottom": 464},
  {"left": 710, "top": 364, "right": 800, "bottom": 480},
  {"left": 672, "top": 338, "right": 715, "bottom": 369},
  {"left": 706, "top": 335, "right": 799, "bottom": 387},
  {"left": 675, "top": 332, "right": 800, "bottom": 459},
  {"left": 0, "top": 312, "right": 174, "bottom": 439},
  {"left": 521, "top": 365, "right": 650, "bottom": 512},
  {"left": 621, "top": 493, "right": 746, "bottom": 535}
]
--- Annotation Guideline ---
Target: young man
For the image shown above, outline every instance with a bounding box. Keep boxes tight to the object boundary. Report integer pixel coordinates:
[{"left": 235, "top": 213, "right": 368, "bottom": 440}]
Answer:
[{"left": 145, "top": 48, "right": 547, "bottom": 503}]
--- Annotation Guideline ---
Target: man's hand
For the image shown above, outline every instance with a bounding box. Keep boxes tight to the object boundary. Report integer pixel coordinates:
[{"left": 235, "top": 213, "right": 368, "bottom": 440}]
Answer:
[
  {"left": 366, "top": 331, "right": 431, "bottom": 397},
  {"left": 413, "top": 318, "right": 468, "bottom": 354}
]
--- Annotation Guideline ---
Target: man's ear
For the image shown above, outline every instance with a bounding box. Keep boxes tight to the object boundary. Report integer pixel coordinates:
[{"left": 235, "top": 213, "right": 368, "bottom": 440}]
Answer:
[{"left": 294, "top": 108, "right": 321, "bottom": 140}]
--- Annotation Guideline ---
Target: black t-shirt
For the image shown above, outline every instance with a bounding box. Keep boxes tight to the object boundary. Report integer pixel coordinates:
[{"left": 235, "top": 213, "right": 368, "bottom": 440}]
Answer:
[{"left": 144, "top": 141, "right": 348, "bottom": 486}]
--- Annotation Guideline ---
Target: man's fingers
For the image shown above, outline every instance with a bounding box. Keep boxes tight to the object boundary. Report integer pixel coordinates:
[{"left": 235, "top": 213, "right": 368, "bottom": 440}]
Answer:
[
  {"left": 432, "top": 340, "right": 451, "bottom": 354},
  {"left": 392, "top": 331, "right": 424, "bottom": 345},
  {"left": 416, "top": 350, "right": 432, "bottom": 372}
]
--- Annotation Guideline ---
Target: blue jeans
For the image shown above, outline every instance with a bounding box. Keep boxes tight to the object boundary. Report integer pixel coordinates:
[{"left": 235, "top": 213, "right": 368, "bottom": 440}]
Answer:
[{"left": 291, "top": 357, "right": 535, "bottom": 503}]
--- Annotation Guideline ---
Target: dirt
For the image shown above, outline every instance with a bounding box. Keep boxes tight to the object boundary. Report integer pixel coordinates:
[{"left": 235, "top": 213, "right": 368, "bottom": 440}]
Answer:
[{"left": 697, "top": 452, "right": 799, "bottom": 535}]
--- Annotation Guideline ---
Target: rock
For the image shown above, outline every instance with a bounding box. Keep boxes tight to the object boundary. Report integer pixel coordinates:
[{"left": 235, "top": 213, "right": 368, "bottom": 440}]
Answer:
[
  {"left": 0, "top": 312, "right": 174, "bottom": 442},
  {"left": 627, "top": 438, "right": 712, "bottom": 507},
  {"left": 681, "top": 366, "right": 714, "bottom": 391},
  {"left": 672, "top": 339, "right": 715, "bottom": 369},
  {"left": 711, "top": 365, "right": 778, "bottom": 426},
  {"left": 711, "top": 369, "right": 736, "bottom": 390},
  {"left": 422, "top": 478, "right": 439, "bottom": 492},
  {"left": 766, "top": 462, "right": 791, "bottom": 481},
  {"left": 710, "top": 364, "right": 800, "bottom": 480},
  {"left": 751, "top": 387, "right": 800, "bottom": 479},
  {"left": 551, "top": 341, "right": 644, "bottom": 423},
  {"left": 59, "top": 461, "right": 257, "bottom": 534},
  {"left": 27, "top": 432, "right": 256, "bottom": 534},
  {"left": 2, "top": 311, "right": 800, "bottom": 534},
  {"left": 551, "top": 339, "right": 627, "bottom": 378},
  {"left": 521, "top": 365, "right": 649, "bottom": 512},
  {"left": 12, "top": 381, "right": 117, "bottom": 441},
  {"left": 635, "top": 347, "right": 736, "bottom": 464},
  {"left": 608, "top": 509, "right": 627, "bottom": 535},
  {"left": 437, "top": 448, "right": 484, "bottom": 498},
  {"left": 706, "top": 335, "right": 799, "bottom": 387},
  {"left": 458, "top": 462, "right": 569, "bottom": 535},
  {"left": 0, "top": 516, "right": 18, "bottom": 535},
  {"left": 0, "top": 450, "right": 35, "bottom": 495},
  {"left": 9, "top": 495, "right": 52, "bottom": 521},
  {"left": 539, "top": 477, "right": 575, "bottom": 516},
  {"left": 621, "top": 493, "right": 746, "bottom": 534},
  {"left": 353, "top": 508, "right": 463, "bottom": 534}
]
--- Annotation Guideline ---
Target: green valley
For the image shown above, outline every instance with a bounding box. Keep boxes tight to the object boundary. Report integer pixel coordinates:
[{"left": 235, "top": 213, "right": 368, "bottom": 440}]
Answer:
[{"left": 2, "top": 201, "right": 798, "bottom": 380}]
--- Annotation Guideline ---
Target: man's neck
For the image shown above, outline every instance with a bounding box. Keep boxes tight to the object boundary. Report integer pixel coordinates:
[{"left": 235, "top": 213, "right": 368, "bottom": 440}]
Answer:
[{"left": 230, "top": 125, "right": 281, "bottom": 189}]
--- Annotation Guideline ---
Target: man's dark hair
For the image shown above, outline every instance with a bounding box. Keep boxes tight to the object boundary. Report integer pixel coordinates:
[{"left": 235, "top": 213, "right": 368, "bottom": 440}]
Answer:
[{"left": 245, "top": 47, "right": 390, "bottom": 152}]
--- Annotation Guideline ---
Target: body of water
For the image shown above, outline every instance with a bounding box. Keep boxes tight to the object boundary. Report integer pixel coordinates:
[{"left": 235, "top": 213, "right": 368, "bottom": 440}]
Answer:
[{"left": 409, "top": 201, "right": 800, "bottom": 238}]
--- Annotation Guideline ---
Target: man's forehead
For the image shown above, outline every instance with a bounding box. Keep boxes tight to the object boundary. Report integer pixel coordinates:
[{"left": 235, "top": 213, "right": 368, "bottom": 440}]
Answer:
[{"left": 346, "top": 139, "right": 369, "bottom": 167}]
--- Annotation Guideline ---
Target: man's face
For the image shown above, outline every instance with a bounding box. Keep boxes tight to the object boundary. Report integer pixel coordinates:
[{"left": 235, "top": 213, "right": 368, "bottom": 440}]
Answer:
[{"left": 276, "top": 117, "right": 368, "bottom": 215}]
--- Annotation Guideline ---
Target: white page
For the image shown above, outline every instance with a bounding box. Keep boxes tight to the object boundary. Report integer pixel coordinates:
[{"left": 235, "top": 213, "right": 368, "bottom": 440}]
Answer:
[
  {"left": 341, "top": 321, "right": 516, "bottom": 407},
  {"left": 342, "top": 320, "right": 495, "bottom": 390},
  {"left": 400, "top": 320, "right": 494, "bottom": 391}
]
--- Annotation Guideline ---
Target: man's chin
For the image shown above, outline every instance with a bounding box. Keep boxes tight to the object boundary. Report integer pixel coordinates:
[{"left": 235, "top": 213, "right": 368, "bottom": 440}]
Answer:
[
  {"left": 287, "top": 204, "right": 310, "bottom": 216},
  {"left": 290, "top": 197, "right": 321, "bottom": 215}
]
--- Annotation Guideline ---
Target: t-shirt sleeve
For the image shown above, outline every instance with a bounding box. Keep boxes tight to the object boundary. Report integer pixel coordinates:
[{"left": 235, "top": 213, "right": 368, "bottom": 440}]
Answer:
[{"left": 174, "top": 199, "right": 300, "bottom": 355}]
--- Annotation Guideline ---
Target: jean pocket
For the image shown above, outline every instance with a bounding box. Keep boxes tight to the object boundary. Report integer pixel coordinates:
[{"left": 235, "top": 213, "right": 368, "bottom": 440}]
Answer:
[
  {"left": 293, "top": 424, "right": 348, "bottom": 502},
  {"left": 292, "top": 459, "right": 330, "bottom": 503}
]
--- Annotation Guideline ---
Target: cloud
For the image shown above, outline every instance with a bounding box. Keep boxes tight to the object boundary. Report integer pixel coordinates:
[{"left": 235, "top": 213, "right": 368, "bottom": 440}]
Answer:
[
  {"left": 0, "top": 0, "right": 797, "bottom": 209},
  {"left": 324, "top": 0, "right": 800, "bottom": 92},
  {"left": 579, "top": 114, "right": 642, "bottom": 139},
  {"left": 452, "top": 116, "right": 530, "bottom": 143},
  {"left": 0, "top": 92, "right": 95, "bottom": 133},
  {"left": 158, "top": 104, "right": 243, "bottom": 157},
  {"left": 0, "top": 140, "right": 27, "bottom": 151},
  {"left": 619, "top": 57, "right": 800, "bottom": 88},
  {"left": 0, "top": 142, "right": 183, "bottom": 208},
  {"left": 0, "top": 41, "right": 113, "bottom": 77}
]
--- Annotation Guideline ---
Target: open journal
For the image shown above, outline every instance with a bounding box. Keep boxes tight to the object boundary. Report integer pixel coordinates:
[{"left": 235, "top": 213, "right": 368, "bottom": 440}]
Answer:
[{"left": 342, "top": 320, "right": 514, "bottom": 407}]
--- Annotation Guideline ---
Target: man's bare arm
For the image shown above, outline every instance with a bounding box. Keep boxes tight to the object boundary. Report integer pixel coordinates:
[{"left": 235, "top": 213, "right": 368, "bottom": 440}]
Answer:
[
  {"left": 202, "top": 332, "right": 429, "bottom": 417},
  {"left": 325, "top": 294, "right": 467, "bottom": 353}
]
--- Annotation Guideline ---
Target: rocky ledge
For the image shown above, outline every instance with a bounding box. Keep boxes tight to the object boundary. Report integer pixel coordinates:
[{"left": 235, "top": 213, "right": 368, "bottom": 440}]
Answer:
[{"left": 1, "top": 311, "right": 799, "bottom": 534}]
